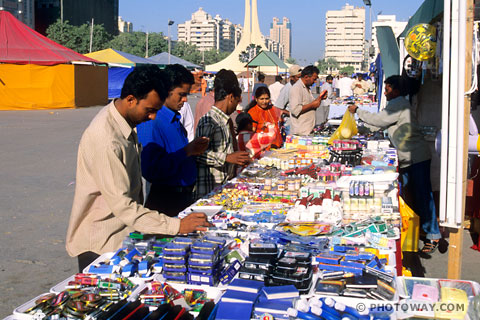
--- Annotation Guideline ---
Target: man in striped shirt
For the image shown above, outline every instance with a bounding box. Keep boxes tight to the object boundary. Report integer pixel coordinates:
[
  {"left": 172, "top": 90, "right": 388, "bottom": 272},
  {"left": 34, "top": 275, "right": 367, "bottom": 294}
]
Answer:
[{"left": 195, "top": 69, "right": 252, "bottom": 198}]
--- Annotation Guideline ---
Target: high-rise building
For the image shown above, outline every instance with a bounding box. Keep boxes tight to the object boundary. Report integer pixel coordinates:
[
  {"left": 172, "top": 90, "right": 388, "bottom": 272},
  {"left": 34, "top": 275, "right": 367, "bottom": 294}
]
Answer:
[
  {"left": 371, "top": 15, "right": 407, "bottom": 62},
  {"left": 118, "top": 16, "right": 133, "bottom": 33},
  {"left": 35, "top": 0, "right": 119, "bottom": 36},
  {"left": 325, "top": 4, "right": 365, "bottom": 72},
  {"left": 0, "top": 0, "right": 34, "bottom": 28},
  {"left": 178, "top": 7, "right": 240, "bottom": 52},
  {"left": 269, "top": 17, "right": 291, "bottom": 60},
  {"left": 264, "top": 36, "right": 284, "bottom": 61}
]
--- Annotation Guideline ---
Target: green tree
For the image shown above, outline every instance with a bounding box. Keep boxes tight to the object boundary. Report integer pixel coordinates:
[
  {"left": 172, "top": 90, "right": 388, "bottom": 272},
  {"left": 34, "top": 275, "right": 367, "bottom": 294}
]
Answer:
[
  {"left": 146, "top": 32, "right": 168, "bottom": 57},
  {"left": 286, "top": 57, "right": 297, "bottom": 64},
  {"left": 109, "top": 31, "right": 164, "bottom": 57},
  {"left": 203, "top": 48, "right": 230, "bottom": 65},
  {"left": 46, "top": 19, "right": 111, "bottom": 54},
  {"left": 339, "top": 65, "right": 355, "bottom": 75},
  {"left": 239, "top": 44, "right": 262, "bottom": 63},
  {"left": 172, "top": 41, "right": 202, "bottom": 64},
  {"left": 317, "top": 57, "right": 339, "bottom": 74},
  {"left": 317, "top": 59, "right": 327, "bottom": 74}
]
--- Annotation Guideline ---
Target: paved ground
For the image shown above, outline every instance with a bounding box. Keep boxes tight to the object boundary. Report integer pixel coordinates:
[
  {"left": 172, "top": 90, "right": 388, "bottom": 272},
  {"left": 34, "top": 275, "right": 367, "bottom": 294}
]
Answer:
[{"left": 1, "top": 93, "right": 479, "bottom": 317}]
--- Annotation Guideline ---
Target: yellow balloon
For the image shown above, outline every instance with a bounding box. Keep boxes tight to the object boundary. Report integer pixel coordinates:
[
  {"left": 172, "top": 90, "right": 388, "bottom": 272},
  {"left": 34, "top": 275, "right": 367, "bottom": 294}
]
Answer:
[{"left": 405, "top": 24, "right": 437, "bottom": 61}]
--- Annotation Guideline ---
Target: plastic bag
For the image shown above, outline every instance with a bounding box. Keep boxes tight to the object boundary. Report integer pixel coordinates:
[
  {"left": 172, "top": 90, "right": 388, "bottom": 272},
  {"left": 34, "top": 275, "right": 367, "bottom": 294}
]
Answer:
[
  {"left": 245, "top": 122, "right": 277, "bottom": 158},
  {"left": 399, "top": 196, "right": 420, "bottom": 252},
  {"left": 328, "top": 110, "right": 358, "bottom": 144}
]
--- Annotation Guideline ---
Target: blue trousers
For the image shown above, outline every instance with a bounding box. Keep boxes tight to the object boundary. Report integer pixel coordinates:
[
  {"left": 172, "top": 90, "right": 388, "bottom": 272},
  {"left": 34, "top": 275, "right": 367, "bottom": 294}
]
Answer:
[{"left": 399, "top": 160, "right": 441, "bottom": 240}]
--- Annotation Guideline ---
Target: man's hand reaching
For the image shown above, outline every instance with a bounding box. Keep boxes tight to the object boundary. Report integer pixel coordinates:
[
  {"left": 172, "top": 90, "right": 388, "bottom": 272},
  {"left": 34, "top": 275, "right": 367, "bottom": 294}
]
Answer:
[
  {"left": 184, "top": 137, "right": 209, "bottom": 156},
  {"left": 178, "top": 212, "right": 212, "bottom": 234}
]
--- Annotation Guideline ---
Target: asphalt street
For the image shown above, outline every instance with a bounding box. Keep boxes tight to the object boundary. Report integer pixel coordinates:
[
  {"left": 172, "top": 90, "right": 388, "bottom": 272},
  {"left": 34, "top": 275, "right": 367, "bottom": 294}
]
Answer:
[{"left": 1, "top": 92, "right": 479, "bottom": 317}]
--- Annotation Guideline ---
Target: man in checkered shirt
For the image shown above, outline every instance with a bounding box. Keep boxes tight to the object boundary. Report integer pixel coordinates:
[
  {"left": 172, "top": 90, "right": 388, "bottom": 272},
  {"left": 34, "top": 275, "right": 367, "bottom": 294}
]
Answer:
[{"left": 195, "top": 69, "right": 252, "bottom": 198}]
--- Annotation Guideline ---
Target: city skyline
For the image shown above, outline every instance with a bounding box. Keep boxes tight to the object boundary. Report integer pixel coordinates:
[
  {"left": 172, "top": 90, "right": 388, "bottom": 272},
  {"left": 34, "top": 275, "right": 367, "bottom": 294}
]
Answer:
[{"left": 119, "top": 0, "right": 425, "bottom": 64}]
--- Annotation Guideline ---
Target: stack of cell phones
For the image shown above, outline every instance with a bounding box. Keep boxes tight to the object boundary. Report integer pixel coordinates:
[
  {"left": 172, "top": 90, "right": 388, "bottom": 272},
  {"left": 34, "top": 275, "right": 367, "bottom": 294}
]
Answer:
[{"left": 188, "top": 240, "right": 221, "bottom": 286}]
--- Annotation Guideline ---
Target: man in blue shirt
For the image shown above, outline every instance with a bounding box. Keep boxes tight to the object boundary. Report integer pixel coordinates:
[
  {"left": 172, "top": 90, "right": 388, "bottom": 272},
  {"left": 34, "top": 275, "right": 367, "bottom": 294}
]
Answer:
[{"left": 138, "top": 64, "right": 209, "bottom": 216}]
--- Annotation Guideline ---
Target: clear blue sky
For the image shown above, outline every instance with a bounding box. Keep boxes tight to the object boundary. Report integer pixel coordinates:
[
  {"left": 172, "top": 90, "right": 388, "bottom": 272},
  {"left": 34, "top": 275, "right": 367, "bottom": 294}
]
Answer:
[{"left": 119, "top": 0, "right": 424, "bottom": 64}]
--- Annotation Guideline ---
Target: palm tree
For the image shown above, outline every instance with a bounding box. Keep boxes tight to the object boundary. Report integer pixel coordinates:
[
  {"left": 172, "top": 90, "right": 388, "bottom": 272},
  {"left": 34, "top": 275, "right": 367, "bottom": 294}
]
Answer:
[
  {"left": 239, "top": 44, "right": 262, "bottom": 63},
  {"left": 326, "top": 58, "right": 339, "bottom": 73}
]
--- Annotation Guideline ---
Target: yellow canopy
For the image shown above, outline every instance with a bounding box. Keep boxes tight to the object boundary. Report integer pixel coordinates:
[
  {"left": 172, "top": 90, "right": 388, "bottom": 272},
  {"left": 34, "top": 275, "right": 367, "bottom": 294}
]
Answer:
[{"left": 85, "top": 48, "right": 157, "bottom": 66}]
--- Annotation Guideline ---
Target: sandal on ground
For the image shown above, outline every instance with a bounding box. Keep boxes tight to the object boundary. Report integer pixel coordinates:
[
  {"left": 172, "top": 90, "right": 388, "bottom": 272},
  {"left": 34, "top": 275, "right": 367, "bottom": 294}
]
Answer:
[{"left": 421, "top": 240, "right": 439, "bottom": 254}]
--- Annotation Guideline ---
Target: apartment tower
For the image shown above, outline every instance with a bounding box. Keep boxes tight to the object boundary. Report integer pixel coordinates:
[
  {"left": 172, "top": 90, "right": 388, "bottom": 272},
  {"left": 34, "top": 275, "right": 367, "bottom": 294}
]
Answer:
[
  {"left": 269, "top": 17, "right": 291, "bottom": 60},
  {"left": 325, "top": 4, "right": 366, "bottom": 72}
]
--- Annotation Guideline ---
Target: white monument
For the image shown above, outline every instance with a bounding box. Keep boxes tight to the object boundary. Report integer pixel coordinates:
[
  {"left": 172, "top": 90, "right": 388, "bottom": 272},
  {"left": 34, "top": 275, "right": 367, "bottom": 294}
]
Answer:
[{"left": 206, "top": 0, "right": 268, "bottom": 73}]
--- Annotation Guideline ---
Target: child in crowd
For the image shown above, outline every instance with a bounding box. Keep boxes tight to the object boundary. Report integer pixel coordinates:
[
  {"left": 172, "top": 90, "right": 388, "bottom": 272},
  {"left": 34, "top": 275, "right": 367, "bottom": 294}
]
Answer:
[{"left": 236, "top": 112, "right": 276, "bottom": 159}]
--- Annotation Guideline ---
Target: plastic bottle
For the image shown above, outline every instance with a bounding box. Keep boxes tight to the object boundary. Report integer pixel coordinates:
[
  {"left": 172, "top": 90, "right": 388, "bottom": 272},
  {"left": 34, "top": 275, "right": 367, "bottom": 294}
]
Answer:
[
  {"left": 287, "top": 308, "right": 322, "bottom": 320},
  {"left": 295, "top": 299, "right": 310, "bottom": 313},
  {"left": 364, "top": 182, "right": 370, "bottom": 198},
  {"left": 349, "top": 181, "right": 355, "bottom": 197},
  {"left": 310, "top": 298, "right": 342, "bottom": 318},
  {"left": 358, "top": 182, "right": 364, "bottom": 197}
]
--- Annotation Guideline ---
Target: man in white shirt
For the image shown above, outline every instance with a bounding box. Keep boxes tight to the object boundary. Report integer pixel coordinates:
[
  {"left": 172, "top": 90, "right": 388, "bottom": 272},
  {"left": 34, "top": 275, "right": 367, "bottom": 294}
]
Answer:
[
  {"left": 179, "top": 102, "right": 194, "bottom": 142},
  {"left": 316, "top": 75, "right": 335, "bottom": 125},
  {"left": 337, "top": 72, "right": 354, "bottom": 97},
  {"left": 351, "top": 74, "right": 369, "bottom": 96},
  {"left": 268, "top": 75, "right": 284, "bottom": 106},
  {"left": 275, "top": 65, "right": 303, "bottom": 136}
]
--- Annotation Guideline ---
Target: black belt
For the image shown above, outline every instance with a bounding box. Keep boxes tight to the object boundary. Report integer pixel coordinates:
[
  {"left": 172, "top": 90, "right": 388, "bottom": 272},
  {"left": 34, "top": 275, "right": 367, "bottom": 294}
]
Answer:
[{"left": 154, "top": 184, "right": 194, "bottom": 193}]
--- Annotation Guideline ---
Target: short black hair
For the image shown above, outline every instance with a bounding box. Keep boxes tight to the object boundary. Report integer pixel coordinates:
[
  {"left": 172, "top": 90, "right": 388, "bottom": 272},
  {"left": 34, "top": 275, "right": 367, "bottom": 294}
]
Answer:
[
  {"left": 257, "top": 72, "right": 265, "bottom": 82},
  {"left": 301, "top": 65, "right": 320, "bottom": 77},
  {"left": 236, "top": 112, "right": 255, "bottom": 132},
  {"left": 163, "top": 64, "right": 194, "bottom": 92},
  {"left": 385, "top": 75, "right": 406, "bottom": 96},
  {"left": 214, "top": 69, "right": 242, "bottom": 102},
  {"left": 120, "top": 65, "right": 169, "bottom": 101},
  {"left": 275, "top": 75, "right": 283, "bottom": 82},
  {"left": 326, "top": 75, "right": 333, "bottom": 81}
]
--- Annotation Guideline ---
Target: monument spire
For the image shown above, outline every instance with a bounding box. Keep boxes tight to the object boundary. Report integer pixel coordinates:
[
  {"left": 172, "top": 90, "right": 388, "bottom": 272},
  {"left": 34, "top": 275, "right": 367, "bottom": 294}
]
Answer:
[
  {"left": 206, "top": 0, "right": 267, "bottom": 73},
  {"left": 251, "top": 0, "right": 266, "bottom": 48},
  {"left": 243, "top": 0, "right": 251, "bottom": 38}
]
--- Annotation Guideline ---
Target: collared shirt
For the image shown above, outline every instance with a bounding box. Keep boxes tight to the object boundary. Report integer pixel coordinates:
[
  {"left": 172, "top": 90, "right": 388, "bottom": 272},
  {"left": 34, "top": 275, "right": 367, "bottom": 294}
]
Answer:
[
  {"left": 66, "top": 101, "right": 180, "bottom": 257},
  {"left": 357, "top": 96, "right": 431, "bottom": 168},
  {"left": 179, "top": 102, "right": 194, "bottom": 142},
  {"left": 275, "top": 82, "right": 293, "bottom": 110},
  {"left": 351, "top": 79, "right": 369, "bottom": 95},
  {"left": 195, "top": 106, "right": 235, "bottom": 198},
  {"left": 320, "top": 82, "right": 334, "bottom": 105},
  {"left": 289, "top": 79, "right": 316, "bottom": 135},
  {"left": 316, "top": 82, "right": 334, "bottom": 125},
  {"left": 338, "top": 77, "right": 354, "bottom": 97},
  {"left": 137, "top": 105, "right": 196, "bottom": 187},
  {"left": 268, "top": 81, "right": 285, "bottom": 105}
]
